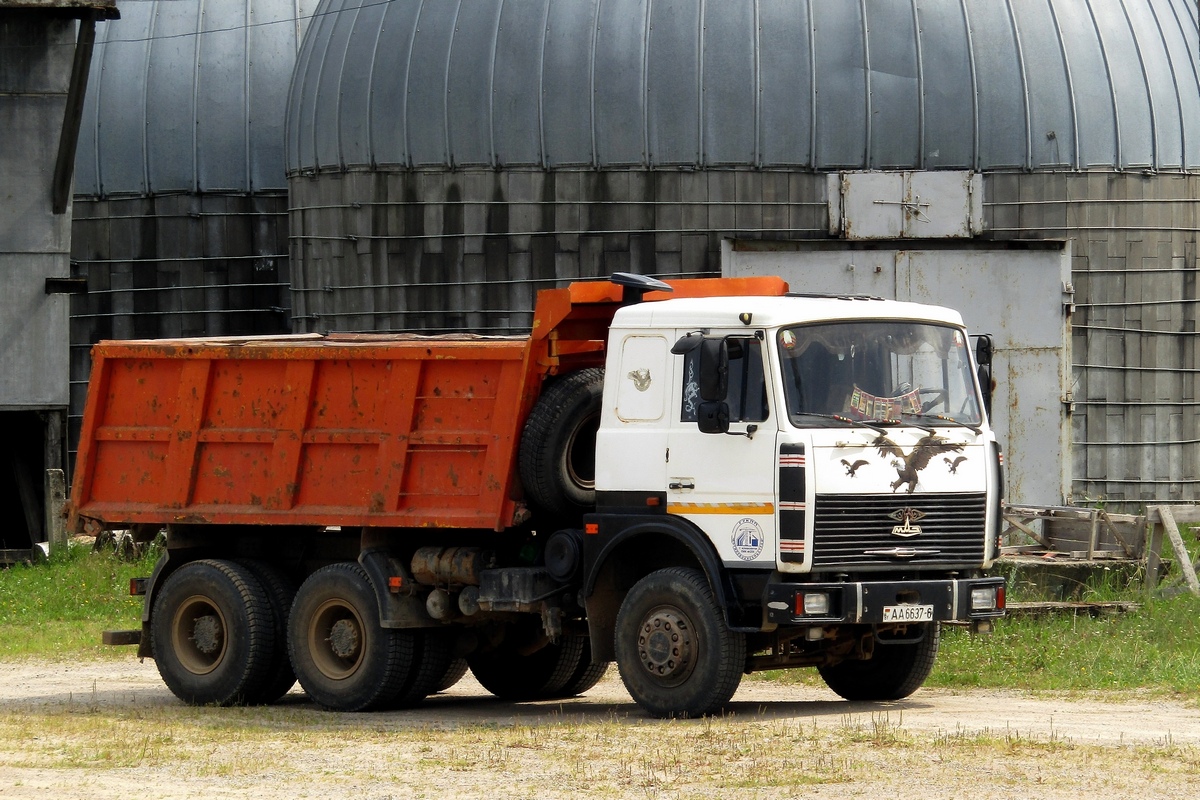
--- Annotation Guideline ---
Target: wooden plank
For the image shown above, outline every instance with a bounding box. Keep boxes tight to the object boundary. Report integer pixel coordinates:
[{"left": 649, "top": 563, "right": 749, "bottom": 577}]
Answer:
[
  {"left": 1001, "top": 515, "right": 1051, "bottom": 548},
  {"left": 1153, "top": 505, "right": 1200, "bottom": 597}
]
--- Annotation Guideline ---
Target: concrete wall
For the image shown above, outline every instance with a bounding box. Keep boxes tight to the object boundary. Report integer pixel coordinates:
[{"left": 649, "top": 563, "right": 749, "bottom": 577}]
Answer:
[
  {"left": 0, "top": 11, "right": 73, "bottom": 407},
  {"left": 289, "top": 168, "right": 1199, "bottom": 510},
  {"left": 69, "top": 192, "right": 291, "bottom": 448},
  {"left": 986, "top": 173, "right": 1200, "bottom": 507},
  {"left": 288, "top": 170, "right": 829, "bottom": 334}
]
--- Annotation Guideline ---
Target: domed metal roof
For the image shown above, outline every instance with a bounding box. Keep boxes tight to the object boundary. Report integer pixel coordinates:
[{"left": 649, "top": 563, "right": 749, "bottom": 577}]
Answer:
[
  {"left": 286, "top": 0, "right": 1200, "bottom": 174},
  {"left": 75, "top": 0, "right": 321, "bottom": 197}
]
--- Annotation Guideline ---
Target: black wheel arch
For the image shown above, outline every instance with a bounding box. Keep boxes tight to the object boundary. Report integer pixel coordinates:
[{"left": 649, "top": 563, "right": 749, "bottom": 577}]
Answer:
[{"left": 581, "top": 515, "right": 742, "bottom": 663}]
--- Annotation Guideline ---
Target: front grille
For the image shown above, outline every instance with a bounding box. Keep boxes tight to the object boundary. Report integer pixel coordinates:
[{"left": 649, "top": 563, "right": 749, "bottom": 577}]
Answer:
[{"left": 811, "top": 492, "right": 986, "bottom": 568}]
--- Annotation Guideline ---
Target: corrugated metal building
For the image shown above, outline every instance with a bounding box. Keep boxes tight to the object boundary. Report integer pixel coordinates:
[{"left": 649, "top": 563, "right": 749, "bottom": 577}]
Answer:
[
  {"left": 1, "top": 0, "right": 116, "bottom": 555},
  {"left": 283, "top": 0, "right": 1200, "bottom": 511},
  {"left": 69, "top": 0, "right": 320, "bottom": 449}
]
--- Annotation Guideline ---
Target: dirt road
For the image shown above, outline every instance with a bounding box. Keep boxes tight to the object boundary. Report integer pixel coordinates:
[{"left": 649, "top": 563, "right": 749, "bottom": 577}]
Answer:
[{"left": 1, "top": 658, "right": 1198, "bottom": 798}]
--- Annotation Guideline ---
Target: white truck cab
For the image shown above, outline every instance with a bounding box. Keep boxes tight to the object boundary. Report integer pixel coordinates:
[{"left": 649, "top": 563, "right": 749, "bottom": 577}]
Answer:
[{"left": 585, "top": 291, "right": 1005, "bottom": 717}]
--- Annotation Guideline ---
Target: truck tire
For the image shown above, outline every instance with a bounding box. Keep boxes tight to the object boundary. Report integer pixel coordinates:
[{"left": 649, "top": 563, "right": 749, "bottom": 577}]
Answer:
[
  {"left": 548, "top": 637, "right": 609, "bottom": 698},
  {"left": 237, "top": 559, "right": 298, "bottom": 704},
  {"left": 388, "top": 631, "right": 454, "bottom": 708},
  {"left": 519, "top": 368, "right": 604, "bottom": 516},
  {"left": 436, "top": 658, "right": 470, "bottom": 692},
  {"left": 614, "top": 567, "right": 746, "bottom": 718},
  {"left": 150, "top": 559, "right": 275, "bottom": 706},
  {"left": 467, "top": 626, "right": 585, "bottom": 700},
  {"left": 817, "top": 623, "right": 941, "bottom": 702},
  {"left": 288, "top": 563, "right": 414, "bottom": 712}
]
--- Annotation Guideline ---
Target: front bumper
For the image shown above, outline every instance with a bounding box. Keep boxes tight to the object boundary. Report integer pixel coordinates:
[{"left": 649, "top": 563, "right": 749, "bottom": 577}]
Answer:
[{"left": 763, "top": 576, "right": 1005, "bottom": 626}]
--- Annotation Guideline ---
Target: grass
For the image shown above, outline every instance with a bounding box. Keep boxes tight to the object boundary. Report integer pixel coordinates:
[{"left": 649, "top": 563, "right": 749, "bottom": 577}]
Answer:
[
  {"left": 0, "top": 541, "right": 158, "bottom": 659},
  {"left": 4, "top": 539, "right": 1200, "bottom": 699},
  {"left": 4, "top": 544, "right": 1200, "bottom": 795}
]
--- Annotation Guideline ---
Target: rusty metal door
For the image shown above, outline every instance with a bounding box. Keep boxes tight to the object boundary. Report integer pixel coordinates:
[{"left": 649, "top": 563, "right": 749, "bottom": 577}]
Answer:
[{"left": 724, "top": 241, "right": 1072, "bottom": 507}]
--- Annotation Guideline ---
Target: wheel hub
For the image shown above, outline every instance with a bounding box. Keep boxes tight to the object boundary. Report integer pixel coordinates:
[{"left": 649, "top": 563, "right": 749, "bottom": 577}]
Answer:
[
  {"left": 636, "top": 608, "right": 695, "bottom": 685},
  {"left": 327, "top": 618, "right": 361, "bottom": 659},
  {"left": 190, "top": 614, "right": 223, "bottom": 654}
]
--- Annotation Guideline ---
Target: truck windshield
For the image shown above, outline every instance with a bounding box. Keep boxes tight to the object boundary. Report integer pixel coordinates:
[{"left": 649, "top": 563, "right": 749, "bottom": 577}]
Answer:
[{"left": 777, "top": 320, "right": 983, "bottom": 427}]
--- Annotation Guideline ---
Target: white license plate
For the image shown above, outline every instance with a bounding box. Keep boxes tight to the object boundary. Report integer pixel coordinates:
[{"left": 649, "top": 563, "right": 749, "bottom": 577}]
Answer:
[{"left": 882, "top": 604, "right": 934, "bottom": 623}]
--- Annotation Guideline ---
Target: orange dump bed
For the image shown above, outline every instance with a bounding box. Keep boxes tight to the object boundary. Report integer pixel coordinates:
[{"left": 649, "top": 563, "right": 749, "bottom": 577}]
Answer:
[
  {"left": 69, "top": 275, "right": 789, "bottom": 534},
  {"left": 71, "top": 335, "right": 533, "bottom": 531}
]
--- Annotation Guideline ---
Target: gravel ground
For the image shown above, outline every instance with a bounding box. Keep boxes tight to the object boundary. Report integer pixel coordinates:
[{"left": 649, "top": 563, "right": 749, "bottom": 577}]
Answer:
[{"left": 1, "top": 657, "right": 1198, "bottom": 798}]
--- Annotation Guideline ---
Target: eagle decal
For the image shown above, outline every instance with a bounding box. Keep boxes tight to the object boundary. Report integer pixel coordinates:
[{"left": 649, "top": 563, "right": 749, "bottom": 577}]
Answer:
[
  {"left": 944, "top": 456, "right": 968, "bottom": 474},
  {"left": 873, "top": 434, "right": 964, "bottom": 494},
  {"left": 840, "top": 458, "right": 869, "bottom": 477}
]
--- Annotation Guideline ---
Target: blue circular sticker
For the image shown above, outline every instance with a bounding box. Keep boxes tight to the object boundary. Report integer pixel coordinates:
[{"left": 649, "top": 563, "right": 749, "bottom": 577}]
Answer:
[{"left": 731, "top": 518, "right": 765, "bottom": 561}]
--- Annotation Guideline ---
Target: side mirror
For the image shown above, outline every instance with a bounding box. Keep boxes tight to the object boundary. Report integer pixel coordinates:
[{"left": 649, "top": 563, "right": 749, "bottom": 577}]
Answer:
[
  {"left": 975, "top": 334, "right": 993, "bottom": 368},
  {"left": 672, "top": 333, "right": 730, "bottom": 403},
  {"left": 972, "top": 334, "right": 994, "bottom": 419},
  {"left": 697, "top": 401, "right": 730, "bottom": 434},
  {"left": 699, "top": 337, "right": 729, "bottom": 402}
]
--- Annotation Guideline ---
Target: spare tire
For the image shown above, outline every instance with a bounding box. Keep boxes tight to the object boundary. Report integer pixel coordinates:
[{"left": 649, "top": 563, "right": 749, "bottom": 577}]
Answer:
[{"left": 519, "top": 368, "right": 605, "bottom": 516}]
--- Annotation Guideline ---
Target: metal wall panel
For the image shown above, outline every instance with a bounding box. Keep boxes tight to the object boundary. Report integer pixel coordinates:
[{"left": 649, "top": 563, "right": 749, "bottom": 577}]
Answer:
[
  {"left": 196, "top": 2, "right": 249, "bottom": 189},
  {"left": 286, "top": 0, "right": 334, "bottom": 172},
  {"left": 811, "top": 0, "right": 867, "bottom": 168},
  {"left": 864, "top": 0, "right": 920, "bottom": 169},
  {"left": 1092, "top": 0, "right": 1155, "bottom": 168},
  {"left": 447, "top": 0, "right": 502, "bottom": 167},
  {"left": 725, "top": 242, "right": 1073, "bottom": 507},
  {"left": 145, "top": 1, "right": 198, "bottom": 192},
  {"left": 757, "top": 0, "right": 811, "bottom": 167},
  {"left": 1008, "top": 0, "right": 1075, "bottom": 168},
  {"left": 406, "top": 1, "right": 456, "bottom": 167},
  {"left": 79, "top": 0, "right": 315, "bottom": 193},
  {"left": 916, "top": 0, "right": 974, "bottom": 169},
  {"left": 287, "top": 0, "right": 1200, "bottom": 175},
  {"left": 1126, "top": 0, "right": 1183, "bottom": 170},
  {"left": 594, "top": 0, "right": 648, "bottom": 166},
  {"left": 367, "top": 0, "right": 420, "bottom": 167},
  {"left": 95, "top": 3, "right": 152, "bottom": 194},
  {"left": 1154, "top": 0, "right": 1200, "bottom": 169},
  {"left": 491, "top": 0, "right": 546, "bottom": 167},
  {"left": 701, "top": 2, "right": 755, "bottom": 166},
  {"left": 310, "top": 0, "right": 356, "bottom": 170},
  {"left": 645, "top": 0, "right": 699, "bottom": 165},
  {"left": 542, "top": 0, "right": 598, "bottom": 167},
  {"left": 337, "top": 0, "right": 388, "bottom": 168},
  {"left": 1052, "top": 0, "right": 1119, "bottom": 167}
]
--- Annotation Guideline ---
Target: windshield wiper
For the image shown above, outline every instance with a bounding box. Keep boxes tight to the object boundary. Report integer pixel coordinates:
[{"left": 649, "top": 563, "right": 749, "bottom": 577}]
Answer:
[
  {"left": 791, "top": 412, "right": 894, "bottom": 434},
  {"left": 902, "top": 412, "right": 981, "bottom": 435}
]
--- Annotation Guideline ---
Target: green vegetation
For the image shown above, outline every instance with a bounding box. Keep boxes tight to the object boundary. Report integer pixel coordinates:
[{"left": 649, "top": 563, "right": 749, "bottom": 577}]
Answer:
[
  {"left": 4, "top": 541, "right": 1200, "bottom": 699},
  {"left": 932, "top": 596, "right": 1200, "bottom": 696},
  {"left": 0, "top": 541, "right": 158, "bottom": 659}
]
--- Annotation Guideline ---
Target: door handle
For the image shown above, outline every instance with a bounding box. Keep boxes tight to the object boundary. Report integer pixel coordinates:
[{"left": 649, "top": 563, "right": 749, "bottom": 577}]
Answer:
[{"left": 669, "top": 481, "right": 695, "bottom": 490}]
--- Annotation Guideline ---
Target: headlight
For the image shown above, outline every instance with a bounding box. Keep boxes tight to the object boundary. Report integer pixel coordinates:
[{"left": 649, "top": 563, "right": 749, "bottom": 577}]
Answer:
[
  {"left": 970, "top": 586, "right": 998, "bottom": 611},
  {"left": 800, "top": 592, "right": 830, "bottom": 616}
]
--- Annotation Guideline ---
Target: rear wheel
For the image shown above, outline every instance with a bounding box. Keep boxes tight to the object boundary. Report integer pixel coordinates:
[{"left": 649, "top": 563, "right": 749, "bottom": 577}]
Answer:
[
  {"left": 436, "top": 658, "right": 470, "bottom": 693},
  {"left": 388, "top": 631, "right": 454, "bottom": 708},
  {"left": 817, "top": 623, "right": 940, "bottom": 701},
  {"left": 288, "top": 563, "right": 414, "bottom": 711},
  {"left": 150, "top": 559, "right": 275, "bottom": 706},
  {"left": 614, "top": 567, "right": 745, "bottom": 719},
  {"left": 467, "top": 624, "right": 585, "bottom": 701},
  {"left": 237, "top": 559, "right": 298, "bottom": 704},
  {"left": 549, "top": 637, "right": 609, "bottom": 698}
]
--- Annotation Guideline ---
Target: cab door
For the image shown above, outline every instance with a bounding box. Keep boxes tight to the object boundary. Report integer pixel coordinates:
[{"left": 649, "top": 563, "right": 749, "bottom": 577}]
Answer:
[{"left": 666, "top": 333, "right": 778, "bottom": 567}]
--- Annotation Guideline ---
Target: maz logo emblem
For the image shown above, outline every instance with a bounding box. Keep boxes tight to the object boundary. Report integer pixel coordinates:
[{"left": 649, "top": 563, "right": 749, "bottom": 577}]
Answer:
[{"left": 888, "top": 507, "right": 927, "bottom": 538}]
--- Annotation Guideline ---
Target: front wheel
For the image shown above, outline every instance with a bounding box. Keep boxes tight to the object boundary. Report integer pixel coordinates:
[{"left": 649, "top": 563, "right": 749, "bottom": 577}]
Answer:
[
  {"left": 818, "top": 623, "right": 940, "bottom": 701},
  {"left": 614, "top": 567, "right": 745, "bottom": 718}
]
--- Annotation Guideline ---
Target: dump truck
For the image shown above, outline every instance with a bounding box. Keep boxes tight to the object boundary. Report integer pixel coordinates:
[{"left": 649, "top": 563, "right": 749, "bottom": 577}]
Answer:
[{"left": 72, "top": 273, "right": 1006, "bottom": 718}]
